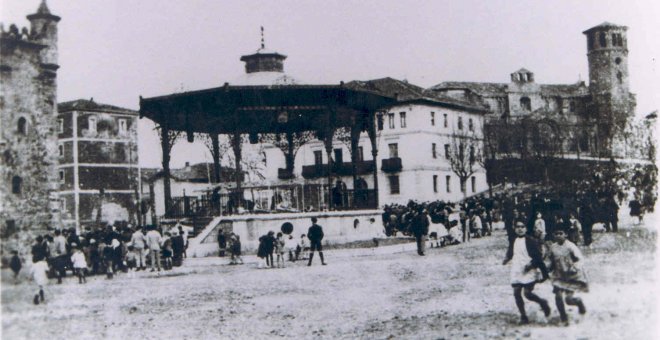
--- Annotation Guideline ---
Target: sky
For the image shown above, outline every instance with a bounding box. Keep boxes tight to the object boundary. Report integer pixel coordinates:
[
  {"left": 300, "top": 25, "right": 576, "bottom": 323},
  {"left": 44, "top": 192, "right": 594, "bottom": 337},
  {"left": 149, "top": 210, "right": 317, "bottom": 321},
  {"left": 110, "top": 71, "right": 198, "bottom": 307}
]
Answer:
[{"left": 2, "top": 0, "right": 659, "bottom": 168}]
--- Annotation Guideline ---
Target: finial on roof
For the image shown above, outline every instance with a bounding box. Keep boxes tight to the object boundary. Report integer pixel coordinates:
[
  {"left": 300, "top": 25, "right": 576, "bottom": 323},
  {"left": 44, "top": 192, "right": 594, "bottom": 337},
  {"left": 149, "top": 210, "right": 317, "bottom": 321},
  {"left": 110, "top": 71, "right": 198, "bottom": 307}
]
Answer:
[
  {"left": 260, "top": 26, "right": 265, "bottom": 49},
  {"left": 37, "top": 0, "right": 51, "bottom": 15}
]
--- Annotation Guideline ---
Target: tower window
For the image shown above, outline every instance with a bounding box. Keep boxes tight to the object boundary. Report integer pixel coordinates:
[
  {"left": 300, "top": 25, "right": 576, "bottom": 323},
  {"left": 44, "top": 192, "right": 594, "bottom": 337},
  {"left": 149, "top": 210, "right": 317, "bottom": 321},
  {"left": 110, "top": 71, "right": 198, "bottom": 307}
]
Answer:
[
  {"left": 615, "top": 57, "right": 622, "bottom": 65},
  {"left": 520, "top": 97, "right": 531, "bottom": 111},
  {"left": 57, "top": 118, "right": 64, "bottom": 133},
  {"left": 430, "top": 112, "right": 435, "bottom": 126},
  {"left": 599, "top": 31, "right": 606, "bottom": 47},
  {"left": 400, "top": 112, "right": 407, "bottom": 128},
  {"left": 17, "top": 117, "right": 27, "bottom": 135},
  {"left": 88, "top": 116, "right": 97, "bottom": 133},
  {"left": 617, "top": 72, "right": 623, "bottom": 84},
  {"left": 11, "top": 176, "right": 22, "bottom": 194},
  {"left": 118, "top": 119, "right": 127, "bottom": 133},
  {"left": 588, "top": 33, "right": 595, "bottom": 50},
  {"left": 388, "top": 113, "right": 395, "bottom": 129}
]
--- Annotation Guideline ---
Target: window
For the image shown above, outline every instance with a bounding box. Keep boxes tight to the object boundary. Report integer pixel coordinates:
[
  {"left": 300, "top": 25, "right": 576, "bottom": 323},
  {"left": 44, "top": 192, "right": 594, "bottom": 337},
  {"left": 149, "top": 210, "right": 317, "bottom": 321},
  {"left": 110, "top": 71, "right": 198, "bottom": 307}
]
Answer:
[
  {"left": 58, "top": 144, "right": 64, "bottom": 157},
  {"left": 357, "top": 146, "right": 364, "bottom": 162},
  {"left": 443, "top": 113, "right": 448, "bottom": 128},
  {"left": 388, "top": 113, "right": 395, "bottom": 129},
  {"left": 458, "top": 117, "right": 463, "bottom": 130},
  {"left": 617, "top": 72, "right": 623, "bottom": 84},
  {"left": 118, "top": 119, "right": 127, "bottom": 133},
  {"left": 599, "top": 31, "right": 606, "bottom": 47},
  {"left": 459, "top": 143, "right": 465, "bottom": 160},
  {"left": 615, "top": 57, "right": 622, "bottom": 65},
  {"left": 388, "top": 143, "right": 398, "bottom": 158},
  {"left": 444, "top": 144, "right": 450, "bottom": 158},
  {"left": 59, "top": 170, "right": 65, "bottom": 183},
  {"left": 17, "top": 117, "right": 27, "bottom": 135},
  {"left": 400, "top": 112, "right": 407, "bottom": 128},
  {"left": 433, "top": 175, "right": 438, "bottom": 193},
  {"left": 461, "top": 180, "right": 466, "bottom": 193},
  {"left": 520, "top": 97, "right": 531, "bottom": 111},
  {"left": 377, "top": 114, "right": 384, "bottom": 130},
  {"left": 11, "top": 176, "right": 22, "bottom": 194},
  {"left": 388, "top": 175, "right": 400, "bottom": 194},
  {"left": 334, "top": 148, "right": 343, "bottom": 164},
  {"left": 430, "top": 112, "right": 435, "bottom": 126},
  {"left": 471, "top": 176, "right": 476, "bottom": 193},
  {"left": 314, "top": 150, "right": 323, "bottom": 165},
  {"left": 445, "top": 175, "right": 451, "bottom": 193},
  {"left": 469, "top": 146, "right": 475, "bottom": 164},
  {"left": 468, "top": 118, "right": 474, "bottom": 131},
  {"left": 588, "top": 33, "right": 595, "bottom": 50},
  {"left": 432, "top": 143, "right": 437, "bottom": 159},
  {"left": 57, "top": 118, "right": 64, "bottom": 133},
  {"left": 88, "top": 116, "right": 97, "bottom": 133}
]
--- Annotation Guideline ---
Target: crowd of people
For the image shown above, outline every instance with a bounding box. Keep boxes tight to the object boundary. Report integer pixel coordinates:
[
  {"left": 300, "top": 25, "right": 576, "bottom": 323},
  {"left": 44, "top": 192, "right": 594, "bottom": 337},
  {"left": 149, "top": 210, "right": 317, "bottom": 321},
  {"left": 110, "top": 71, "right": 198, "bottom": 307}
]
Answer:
[{"left": 22, "top": 223, "right": 189, "bottom": 304}]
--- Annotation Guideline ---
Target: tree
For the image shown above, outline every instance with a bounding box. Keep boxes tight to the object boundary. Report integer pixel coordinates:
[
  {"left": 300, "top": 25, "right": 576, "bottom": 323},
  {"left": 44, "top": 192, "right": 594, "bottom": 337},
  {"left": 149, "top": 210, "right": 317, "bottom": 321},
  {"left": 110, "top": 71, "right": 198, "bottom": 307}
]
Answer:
[
  {"left": 529, "top": 118, "right": 564, "bottom": 183},
  {"left": 447, "top": 130, "right": 483, "bottom": 198}
]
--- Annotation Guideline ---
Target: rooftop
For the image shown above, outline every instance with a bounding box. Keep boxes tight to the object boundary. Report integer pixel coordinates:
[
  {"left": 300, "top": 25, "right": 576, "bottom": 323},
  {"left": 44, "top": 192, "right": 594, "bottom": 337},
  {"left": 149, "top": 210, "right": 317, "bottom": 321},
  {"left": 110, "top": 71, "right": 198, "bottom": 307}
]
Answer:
[{"left": 58, "top": 99, "right": 138, "bottom": 115}]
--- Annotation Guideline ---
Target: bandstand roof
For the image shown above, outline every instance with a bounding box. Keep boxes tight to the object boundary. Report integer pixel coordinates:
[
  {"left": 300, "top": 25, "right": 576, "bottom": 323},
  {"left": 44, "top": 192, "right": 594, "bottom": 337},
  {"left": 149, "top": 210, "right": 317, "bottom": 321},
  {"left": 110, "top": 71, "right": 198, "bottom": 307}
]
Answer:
[{"left": 139, "top": 84, "right": 398, "bottom": 134}]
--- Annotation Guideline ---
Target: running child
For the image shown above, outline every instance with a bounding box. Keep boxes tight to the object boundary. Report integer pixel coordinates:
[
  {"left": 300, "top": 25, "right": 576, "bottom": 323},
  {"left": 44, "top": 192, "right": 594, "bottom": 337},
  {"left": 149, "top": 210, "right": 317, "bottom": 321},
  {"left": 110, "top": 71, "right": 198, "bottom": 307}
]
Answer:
[
  {"left": 502, "top": 222, "right": 551, "bottom": 324},
  {"left": 70, "top": 244, "right": 87, "bottom": 284},
  {"left": 31, "top": 256, "right": 49, "bottom": 305},
  {"left": 548, "top": 227, "right": 588, "bottom": 326}
]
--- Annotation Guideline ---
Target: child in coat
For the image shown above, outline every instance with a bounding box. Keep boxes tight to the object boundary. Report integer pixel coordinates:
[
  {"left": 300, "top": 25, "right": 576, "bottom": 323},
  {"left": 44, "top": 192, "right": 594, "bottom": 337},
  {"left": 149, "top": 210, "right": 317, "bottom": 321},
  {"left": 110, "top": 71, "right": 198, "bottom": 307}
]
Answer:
[
  {"left": 9, "top": 251, "right": 22, "bottom": 282},
  {"left": 548, "top": 228, "right": 588, "bottom": 325},
  {"left": 503, "top": 222, "right": 551, "bottom": 325},
  {"left": 229, "top": 234, "right": 244, "bottom": 265},
  {"left": 31, "top": 257, "right": 49, "bottom": 305},
  {"left": 70, "top": 245, "right": 87, "bottom": 284}
]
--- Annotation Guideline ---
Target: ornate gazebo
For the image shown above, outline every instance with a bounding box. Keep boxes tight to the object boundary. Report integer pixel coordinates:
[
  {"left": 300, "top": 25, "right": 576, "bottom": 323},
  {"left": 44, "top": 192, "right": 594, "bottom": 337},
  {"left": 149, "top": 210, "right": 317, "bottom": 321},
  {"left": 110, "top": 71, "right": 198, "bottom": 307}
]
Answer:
[{"left": 139, "top": 44, "right": 397, "bottom": 216}]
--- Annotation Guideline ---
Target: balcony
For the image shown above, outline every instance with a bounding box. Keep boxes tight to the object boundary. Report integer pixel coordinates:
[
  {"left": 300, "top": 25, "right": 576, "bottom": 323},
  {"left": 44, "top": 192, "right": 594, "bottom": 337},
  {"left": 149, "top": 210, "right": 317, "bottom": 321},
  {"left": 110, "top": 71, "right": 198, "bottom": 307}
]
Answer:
[
  {"left": 302, "top": 160, "right": 375, "bottom": 179},
  {"left": 381, "top": 157, "right": 402, "bottom": 173},
  {"left": 277, "top": 168, "right": 295, "bottom": 180}
]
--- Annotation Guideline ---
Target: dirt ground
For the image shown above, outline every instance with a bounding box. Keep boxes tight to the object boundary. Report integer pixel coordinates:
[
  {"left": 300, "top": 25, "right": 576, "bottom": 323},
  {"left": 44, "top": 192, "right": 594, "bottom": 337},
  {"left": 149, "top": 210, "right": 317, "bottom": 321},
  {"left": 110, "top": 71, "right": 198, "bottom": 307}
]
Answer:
[{"left": 1, "top": 219, "right": 657, "bottom": 339}]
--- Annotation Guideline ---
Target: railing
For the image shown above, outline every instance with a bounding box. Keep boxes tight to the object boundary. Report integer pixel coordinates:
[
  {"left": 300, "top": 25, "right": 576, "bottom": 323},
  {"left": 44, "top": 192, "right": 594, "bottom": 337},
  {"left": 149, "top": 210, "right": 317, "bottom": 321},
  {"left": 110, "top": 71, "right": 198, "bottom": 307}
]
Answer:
[
  {"left": 277, "top": 168, "right": 295, "bottom": 180},
  {"left": 301, "top": 160, "right": 375, "bottom": 179},
  {"left": 381, "top": 157, "right": 402, "bottom": 172},
  {"left": 164, "top": 186, "right": 377, "bottom": 219}
]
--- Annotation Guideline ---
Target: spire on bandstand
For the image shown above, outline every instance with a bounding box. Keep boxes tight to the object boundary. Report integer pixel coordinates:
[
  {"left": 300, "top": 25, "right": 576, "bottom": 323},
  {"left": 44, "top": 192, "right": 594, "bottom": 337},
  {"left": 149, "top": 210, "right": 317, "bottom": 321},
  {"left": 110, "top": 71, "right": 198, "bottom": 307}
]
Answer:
[{"left": 260, "top": 26, "right": 265, "bottom": 49}]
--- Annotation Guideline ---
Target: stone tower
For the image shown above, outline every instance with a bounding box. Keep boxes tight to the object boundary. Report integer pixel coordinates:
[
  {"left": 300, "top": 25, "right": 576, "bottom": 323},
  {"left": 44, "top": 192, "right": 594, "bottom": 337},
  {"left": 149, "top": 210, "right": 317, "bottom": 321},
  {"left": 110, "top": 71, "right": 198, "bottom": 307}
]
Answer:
[
  {"left": 583, "top": 22, "right": 635, "bottom": 154},
  {"left": 0, "top": 0, "right": 61, "bottom": 253}
]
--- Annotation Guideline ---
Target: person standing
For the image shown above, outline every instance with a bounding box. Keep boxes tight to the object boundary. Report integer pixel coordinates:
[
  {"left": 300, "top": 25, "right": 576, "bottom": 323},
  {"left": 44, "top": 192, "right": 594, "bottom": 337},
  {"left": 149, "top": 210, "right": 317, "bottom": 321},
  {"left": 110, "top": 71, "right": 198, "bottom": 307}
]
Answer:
[
  {"left": 130, "top": 226, "right": 147, "bottom": 271},
  {"left": 410, "top": 208, "right": 429, "bottom": 256},
  {"left": 307, "top": 217, "right": 327, "bottom": 266},
  {"left": 52, "top": 229, "right": 68, "bottom": 284},
  {"left": 70, "top": 245, "right": 87, "bottom": 284},
  {"left": 31, "top": 255, "right": 49, "bottom": 305},
  {"left": 533, "top": 213, "right": 546, "bottom": 241},
  {"left": 146, "top": 226, "right": 163, "bottom": 272},
  {"left": 10, "top": 250, "right": 22, "bottom": 282},
  {"left": 502, "top": 222, "right": 551, "bottom": 325}
]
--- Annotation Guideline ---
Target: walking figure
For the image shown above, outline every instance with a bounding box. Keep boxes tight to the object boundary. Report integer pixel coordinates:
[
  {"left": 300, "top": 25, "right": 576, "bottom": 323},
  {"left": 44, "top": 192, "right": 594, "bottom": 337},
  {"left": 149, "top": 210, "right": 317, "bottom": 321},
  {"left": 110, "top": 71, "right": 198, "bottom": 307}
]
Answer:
[
  {"left": 548, "top": 228, "right": 588, "bottom": 326},
  {"left": 502, "top": 222, "right": 551, "bottom": 325},
  {"left": 307, "top": 217, "right": 326, "bottom": 266}
]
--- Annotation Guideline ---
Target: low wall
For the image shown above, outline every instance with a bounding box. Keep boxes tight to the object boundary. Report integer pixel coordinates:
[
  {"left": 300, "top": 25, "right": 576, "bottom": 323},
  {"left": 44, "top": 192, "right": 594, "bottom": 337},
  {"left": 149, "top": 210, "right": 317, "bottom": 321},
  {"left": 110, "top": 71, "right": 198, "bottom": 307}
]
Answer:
[{"left": 188, "top": 210, "right": 385, "bottom": 258}]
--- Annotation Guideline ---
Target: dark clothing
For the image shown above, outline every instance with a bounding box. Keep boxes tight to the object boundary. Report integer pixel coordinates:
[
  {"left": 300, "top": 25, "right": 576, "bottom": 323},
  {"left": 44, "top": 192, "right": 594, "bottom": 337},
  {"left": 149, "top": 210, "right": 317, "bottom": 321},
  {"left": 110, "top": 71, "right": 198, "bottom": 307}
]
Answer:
[
  {"left": 10, "top": 255, "right": 21, "bottom": 275},
  {"left": 503, "top": 235, "right": 549, "bottom": 280},
  {"left": 579, "top": 204, "right": 594, "bottom": 246},
  {"left": 410, "top": 213, "right": 429, "bottom": 237},
  {"left": 31, "top": 243, "right": 48, "bottom": 263},
  {"left": 308, "top": 224, "right": 324, "bottom": 243}
]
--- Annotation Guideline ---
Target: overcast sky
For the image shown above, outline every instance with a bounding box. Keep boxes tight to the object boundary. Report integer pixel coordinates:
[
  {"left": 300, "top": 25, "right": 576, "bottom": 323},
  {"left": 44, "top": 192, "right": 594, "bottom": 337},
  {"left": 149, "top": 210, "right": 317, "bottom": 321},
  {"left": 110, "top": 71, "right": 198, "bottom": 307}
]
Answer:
[{"left": 2, "top": 0, "right": 659, "bottom": 168}]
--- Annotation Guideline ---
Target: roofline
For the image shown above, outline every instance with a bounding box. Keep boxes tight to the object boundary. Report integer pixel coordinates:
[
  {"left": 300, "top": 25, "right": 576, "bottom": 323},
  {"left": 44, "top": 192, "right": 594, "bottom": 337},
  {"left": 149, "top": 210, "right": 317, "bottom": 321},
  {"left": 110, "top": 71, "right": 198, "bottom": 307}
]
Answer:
[
  {"left": 390, "top": 97, "right": 489, "bottom": 114},
  {"left": 58, "top": 100, "right": 139, "bottom": 115},
  {"left": 583, "top": 24, "right": 627, "bottom": 34}
]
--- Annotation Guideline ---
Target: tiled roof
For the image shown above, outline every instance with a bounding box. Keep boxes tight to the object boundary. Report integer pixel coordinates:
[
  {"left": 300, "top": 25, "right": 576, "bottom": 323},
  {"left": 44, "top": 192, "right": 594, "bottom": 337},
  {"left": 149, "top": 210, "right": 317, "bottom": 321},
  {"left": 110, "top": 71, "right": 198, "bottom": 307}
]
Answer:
[
  {"left": 58, "top": 99, "right": 138, "bottom": 115},
  {"left": 538, "top": 82, "right": 588, "bottom": 96},
  {"left": 148, "top": 163, "right": 241, "bottom": 183},
  {"left": 345, "top": 77, "right": 488, "bottom": 112},
  {"left": 428, "top": 81, "right": 508, "bottom": 95},
  {"left": 583, "top": 22, "right": 626, "bottom": 33}
]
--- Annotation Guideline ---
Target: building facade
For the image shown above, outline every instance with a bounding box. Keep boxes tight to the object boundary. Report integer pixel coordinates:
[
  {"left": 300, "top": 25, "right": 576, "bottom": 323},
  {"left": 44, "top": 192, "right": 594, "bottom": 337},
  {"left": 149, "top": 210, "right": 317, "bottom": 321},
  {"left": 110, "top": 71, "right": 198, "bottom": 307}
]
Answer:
[
  {"left": 0, "top": 1, "right": 61, "bottom": 248},
  {"left": 57, "top": 99, "right": 140, "bottom": 229},
  {"left": 429, "top": 22, "right": 637, "bottom": 159}
]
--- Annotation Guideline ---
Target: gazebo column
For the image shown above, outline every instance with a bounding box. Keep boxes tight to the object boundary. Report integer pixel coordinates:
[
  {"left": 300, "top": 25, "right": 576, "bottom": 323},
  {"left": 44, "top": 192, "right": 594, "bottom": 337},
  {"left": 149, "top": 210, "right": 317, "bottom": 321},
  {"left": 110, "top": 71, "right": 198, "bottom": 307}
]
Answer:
[
  {"left": 231, "top": 131, "right": 243, "bottom": 207},
  {"left": 324, "top": 130, "right": 334, "bottom": 210},
  {"left": 367, "top": 117, "right": 379, "bottom": 208},
  {"left": 211, "top": 133, "right": 221, "bottom": 183},
  {"left": 286, "top": 132, "right": 295, "bottom": 174},
  {"left": 350, "top": 124, "right": 361, "bottom": 190},
  {"left": 160, "top": 124, "right": 173, "bottom": 216}
]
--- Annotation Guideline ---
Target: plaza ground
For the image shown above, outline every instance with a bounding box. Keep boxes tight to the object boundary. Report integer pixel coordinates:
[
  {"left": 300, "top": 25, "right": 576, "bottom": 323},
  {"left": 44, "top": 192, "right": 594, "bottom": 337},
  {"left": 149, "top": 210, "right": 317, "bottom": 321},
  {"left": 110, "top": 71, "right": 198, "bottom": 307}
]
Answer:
[{"left": 1, "top": 218, "right": 657, "bottom": 339}]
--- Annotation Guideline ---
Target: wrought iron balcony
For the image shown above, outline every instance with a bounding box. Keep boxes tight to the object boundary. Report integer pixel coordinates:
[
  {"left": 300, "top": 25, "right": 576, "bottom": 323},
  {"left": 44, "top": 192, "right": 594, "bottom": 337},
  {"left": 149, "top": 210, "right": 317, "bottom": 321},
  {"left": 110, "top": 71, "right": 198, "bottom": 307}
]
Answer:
[
  {"left": 381, "top": 157, "right": 402, "bottom": 172},
  {"left": 277, "top": 168, "right": 295, "bottom": 180}
]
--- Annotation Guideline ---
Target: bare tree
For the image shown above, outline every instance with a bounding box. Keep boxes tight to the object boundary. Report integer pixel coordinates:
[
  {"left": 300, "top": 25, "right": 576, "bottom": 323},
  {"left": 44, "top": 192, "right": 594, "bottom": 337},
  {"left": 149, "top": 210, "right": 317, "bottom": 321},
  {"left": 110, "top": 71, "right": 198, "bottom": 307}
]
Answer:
[{"left": 447, "top": 130, "right": 483, "bottom": 198}]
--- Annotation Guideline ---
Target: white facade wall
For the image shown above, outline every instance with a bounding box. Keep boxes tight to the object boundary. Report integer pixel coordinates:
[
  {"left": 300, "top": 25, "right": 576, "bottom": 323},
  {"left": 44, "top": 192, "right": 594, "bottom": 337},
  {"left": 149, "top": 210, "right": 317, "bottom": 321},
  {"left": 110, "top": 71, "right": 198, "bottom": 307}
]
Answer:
[
  {"left": 152, "top": 179, "right": 214, "bottom": 216},
  {"left": 260, "top": 102, "right": 487, "bottom": 206}
]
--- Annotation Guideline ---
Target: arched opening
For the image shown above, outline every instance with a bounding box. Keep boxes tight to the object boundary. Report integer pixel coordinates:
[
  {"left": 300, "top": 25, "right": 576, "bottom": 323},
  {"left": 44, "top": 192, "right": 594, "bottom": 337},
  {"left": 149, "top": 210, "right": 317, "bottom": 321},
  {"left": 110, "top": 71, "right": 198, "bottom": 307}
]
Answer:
[
  {"left": 11, "top": 176, "right": 22, "bottom": 194},
  {"left": 599, "top": 31, "right": 607, "bottom": 47},
  {"left": 520, "top": 97, "right": 531, "bottom": 112},
  {"left": 17, "top": 117, "right": 27, "bottom": 135}
]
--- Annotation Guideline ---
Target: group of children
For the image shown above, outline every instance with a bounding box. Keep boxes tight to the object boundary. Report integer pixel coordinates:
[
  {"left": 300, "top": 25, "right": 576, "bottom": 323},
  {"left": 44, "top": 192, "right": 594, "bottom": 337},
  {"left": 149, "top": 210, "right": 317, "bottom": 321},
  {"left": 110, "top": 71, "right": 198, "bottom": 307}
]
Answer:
[
  {"left": 503, "top": 221, "right": 588, "bottom": 326},
  {"left": 255, "top": 232, "right": 310, "bottom": 269}
]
